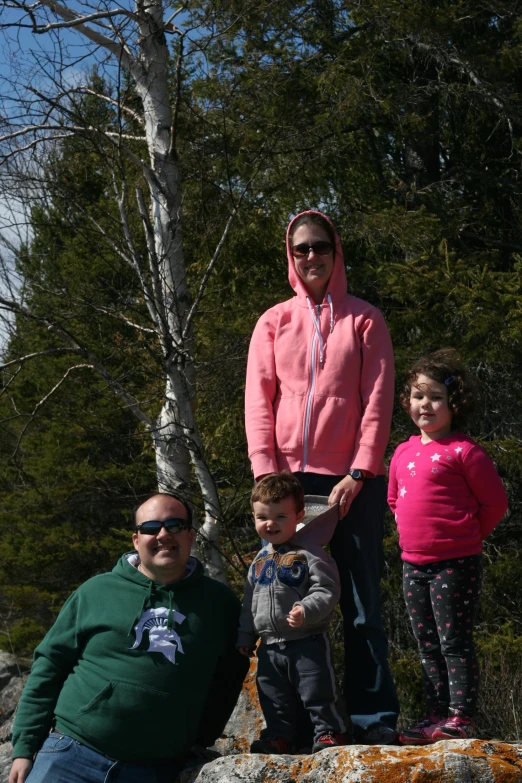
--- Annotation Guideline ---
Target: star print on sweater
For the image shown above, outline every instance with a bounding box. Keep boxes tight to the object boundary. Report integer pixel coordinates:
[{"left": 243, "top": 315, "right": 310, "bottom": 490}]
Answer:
[{"left": 387, "top": 433, "right": 507, "bottom": 564}]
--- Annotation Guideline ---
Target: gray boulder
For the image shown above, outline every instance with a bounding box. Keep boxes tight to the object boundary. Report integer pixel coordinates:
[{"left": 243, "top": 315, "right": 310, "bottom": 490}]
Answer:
[
  {"left": 178, "top": 741, "right": 522, "bottom": 783},
  {"left": 0, "top": 743, "right": 11, "bottom": 783},
  {"left": 0, "top": 654, "right": 23, "bottom": 694}
]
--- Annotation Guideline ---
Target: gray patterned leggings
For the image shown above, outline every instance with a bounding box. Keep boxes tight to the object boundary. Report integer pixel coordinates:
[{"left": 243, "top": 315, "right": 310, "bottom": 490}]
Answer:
[{"left": 402, "top": 554, "right": 482, "bottom": 718}]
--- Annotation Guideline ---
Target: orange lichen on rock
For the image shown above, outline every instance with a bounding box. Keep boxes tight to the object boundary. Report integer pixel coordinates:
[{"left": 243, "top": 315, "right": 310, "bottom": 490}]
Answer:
[
  {"left": 213, "top": 653, "right": 264, "bottom": 756},
  {"left": 193, "top": 740, "right": 522, "bottom": 783}
]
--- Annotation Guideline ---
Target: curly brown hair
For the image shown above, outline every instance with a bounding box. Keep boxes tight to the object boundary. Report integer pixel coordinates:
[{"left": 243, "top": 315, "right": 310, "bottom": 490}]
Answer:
[
  {"left": 251, "top": 471, "right": 305, "bottom": 514},
  {"left": 399, "top": 348, "right": 476, "bottom": 431}
]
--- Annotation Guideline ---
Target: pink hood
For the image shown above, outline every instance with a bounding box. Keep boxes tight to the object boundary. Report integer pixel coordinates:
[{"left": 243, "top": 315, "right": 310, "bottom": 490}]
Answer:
[{"left": 286, "top": 211, "right": 347, "bottom": 305}]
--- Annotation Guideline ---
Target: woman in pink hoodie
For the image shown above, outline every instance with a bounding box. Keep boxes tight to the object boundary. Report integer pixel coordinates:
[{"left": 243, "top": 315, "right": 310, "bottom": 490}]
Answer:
[{"left": 245, "top": 210, "right": 399, "bottom": 744}]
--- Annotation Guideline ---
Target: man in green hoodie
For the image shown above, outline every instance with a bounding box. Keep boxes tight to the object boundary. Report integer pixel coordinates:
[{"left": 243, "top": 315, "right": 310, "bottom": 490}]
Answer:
[{"left": 9, "top": 493, "right": 249, "bottom": 783}]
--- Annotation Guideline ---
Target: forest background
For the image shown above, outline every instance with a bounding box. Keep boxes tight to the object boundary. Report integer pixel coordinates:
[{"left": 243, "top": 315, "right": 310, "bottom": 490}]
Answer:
[{"left": 0, "top": 0, "right": 520, "bottom": 741}]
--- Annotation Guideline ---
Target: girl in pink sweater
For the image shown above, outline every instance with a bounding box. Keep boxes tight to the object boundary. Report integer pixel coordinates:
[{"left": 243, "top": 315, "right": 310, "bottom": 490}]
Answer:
[{"left": 388, "top": 349, "right": 507, "bottom": 744}]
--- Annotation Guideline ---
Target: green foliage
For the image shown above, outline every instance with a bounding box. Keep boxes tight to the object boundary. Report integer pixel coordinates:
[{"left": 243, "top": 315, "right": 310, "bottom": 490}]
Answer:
[{"left": 0, "top": 618, "right": 47, "bottom": 659}]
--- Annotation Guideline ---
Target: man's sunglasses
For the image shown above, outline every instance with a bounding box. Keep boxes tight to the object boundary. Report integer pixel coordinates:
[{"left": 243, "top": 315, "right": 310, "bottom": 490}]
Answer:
[
  {"left": 291, "top": 241, "right": 333, "bottom": 258},
  {"left": 135, "top": 518, "right": 190, "bottom": 535}
]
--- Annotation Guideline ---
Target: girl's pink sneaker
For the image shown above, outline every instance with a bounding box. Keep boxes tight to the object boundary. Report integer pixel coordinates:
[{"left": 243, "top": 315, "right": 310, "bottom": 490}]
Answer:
[
  {"left": 399, "top": 713, "right": 446, "bottom": 745},
  {"left": 432, "top": 715, "right": 477, "bottom": 740}
]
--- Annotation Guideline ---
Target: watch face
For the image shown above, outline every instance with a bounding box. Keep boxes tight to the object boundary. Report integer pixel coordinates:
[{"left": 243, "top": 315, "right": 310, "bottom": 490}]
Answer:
[{"left": 349, "top": 470, "right": 364, "bottom": 480}]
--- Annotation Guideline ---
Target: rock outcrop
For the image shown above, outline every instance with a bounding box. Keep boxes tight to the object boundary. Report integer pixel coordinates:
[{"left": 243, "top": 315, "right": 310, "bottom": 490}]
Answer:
[
  {"left": 0, "top": 652, "right": 29, "bottom": 783},
  {"left": 214, "top": 656, "right": 265, "bottom": 755},
  {"left": 179, "top": 741, "right": 522, "bottom": 783}
]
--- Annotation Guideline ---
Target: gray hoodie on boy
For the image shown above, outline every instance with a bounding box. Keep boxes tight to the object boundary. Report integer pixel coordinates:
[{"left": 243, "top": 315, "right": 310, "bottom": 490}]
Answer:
[{"left": 236, "top": 540, "right": 340, "bottom": 648}]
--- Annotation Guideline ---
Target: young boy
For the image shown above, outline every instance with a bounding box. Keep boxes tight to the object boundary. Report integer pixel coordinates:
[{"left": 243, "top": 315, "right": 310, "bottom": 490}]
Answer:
[{"left": 237, "top": 471, "right": 346, "bottom": 754}]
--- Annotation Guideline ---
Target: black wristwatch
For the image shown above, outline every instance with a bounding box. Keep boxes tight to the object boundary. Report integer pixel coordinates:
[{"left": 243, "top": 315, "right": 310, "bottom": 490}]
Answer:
[{"left": 348, "top": 469, "right": 365, "bottom": 481}]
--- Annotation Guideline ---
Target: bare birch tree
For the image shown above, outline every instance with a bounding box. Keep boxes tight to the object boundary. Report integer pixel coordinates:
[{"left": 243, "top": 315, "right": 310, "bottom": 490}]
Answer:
[{"left": 0, "top": 0, "right": 259, "bottom": 581}]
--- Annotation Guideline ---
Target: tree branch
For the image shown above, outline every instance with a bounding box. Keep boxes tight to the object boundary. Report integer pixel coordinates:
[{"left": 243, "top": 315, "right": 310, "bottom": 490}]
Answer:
[
  {"left": 12, "top": 363, "right": 94, "bottom": 458},
  {"left": 0, "top": 348, "right": 76, "bottom": 370},
  {"left": 32, "top": 0, "right": 134, "bottom": 66},
  {"left": 182, "top": 160, "right": 266, "bottom": 339},
  {"left": 0, "top": 294, "right": 155, "bottom": 430}
]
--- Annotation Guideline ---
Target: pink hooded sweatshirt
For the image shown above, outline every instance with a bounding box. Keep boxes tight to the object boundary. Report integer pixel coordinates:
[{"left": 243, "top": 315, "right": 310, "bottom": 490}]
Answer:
[{"left": 245, "top": 210, "right": 394, "bottom": 480}]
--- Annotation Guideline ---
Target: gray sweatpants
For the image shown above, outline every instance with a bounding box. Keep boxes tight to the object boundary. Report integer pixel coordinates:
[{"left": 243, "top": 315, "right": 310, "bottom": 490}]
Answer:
[{"left": 256, "top": 633, "right": 346, "bottom": 743}]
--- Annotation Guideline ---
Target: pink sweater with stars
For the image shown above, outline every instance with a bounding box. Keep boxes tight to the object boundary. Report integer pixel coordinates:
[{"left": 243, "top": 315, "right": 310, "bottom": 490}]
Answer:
[{"left": 388, "top": 434, "right": 508, "bottom": 564}]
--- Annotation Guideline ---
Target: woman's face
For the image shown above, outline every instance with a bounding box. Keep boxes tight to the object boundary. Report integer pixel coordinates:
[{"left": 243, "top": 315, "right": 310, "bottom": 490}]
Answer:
[{"left": 291, "top": 223, "right": 335, "bottom": 301}]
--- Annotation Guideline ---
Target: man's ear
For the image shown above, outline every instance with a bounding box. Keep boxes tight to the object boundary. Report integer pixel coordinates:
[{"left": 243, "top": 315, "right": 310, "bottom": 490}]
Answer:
[
  {"left": 296, "top": 508, "right": 305, "bottom": 523},
  {"left": 132, "top": 532, "right": 139, "bottom": 552}
]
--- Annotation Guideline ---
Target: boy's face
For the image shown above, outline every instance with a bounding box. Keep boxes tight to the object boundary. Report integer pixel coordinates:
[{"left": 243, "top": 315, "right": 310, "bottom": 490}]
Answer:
[{"left": 253, "top": 496, "right": 305, "bottom": 546}]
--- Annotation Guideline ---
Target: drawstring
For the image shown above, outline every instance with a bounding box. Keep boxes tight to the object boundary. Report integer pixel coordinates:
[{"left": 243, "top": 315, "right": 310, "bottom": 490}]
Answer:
[
  {"left": 307, "top": 295, "right": 335, "bottom": 367},
  {"left": 128, "top": 579, "right": 153, "bottom": 636},
  {"left": 128, "top": 582, "right": 177, "bottom": 636},
  {"left": 327, "top": 293, "right": 334, "bottom": 333},
  {"left": 167, "top": 593, "right": 174, "bottom": 630},
  {"left": 306, "top": 298, "right": 324, "bottom": 367}
]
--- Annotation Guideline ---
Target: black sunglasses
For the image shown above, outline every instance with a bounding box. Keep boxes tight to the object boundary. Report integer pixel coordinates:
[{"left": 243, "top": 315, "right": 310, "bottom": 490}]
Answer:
[
  {"left": 135, "top": 518, "right": 190, "bottom": 535},
  {"left": 291, "top": 241, "right": 333, "bottom": 258}
]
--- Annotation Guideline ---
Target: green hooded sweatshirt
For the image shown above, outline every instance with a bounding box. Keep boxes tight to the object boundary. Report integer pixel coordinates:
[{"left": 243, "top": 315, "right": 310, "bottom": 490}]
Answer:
[{"left": 12, "top": 554, "right": 248, "bottom": 764}]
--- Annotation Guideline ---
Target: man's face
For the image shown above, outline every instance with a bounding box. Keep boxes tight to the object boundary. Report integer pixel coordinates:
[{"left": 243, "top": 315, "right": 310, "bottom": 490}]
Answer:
[{"left": 133, "top": 495, "right": 194, "bottom": 584}]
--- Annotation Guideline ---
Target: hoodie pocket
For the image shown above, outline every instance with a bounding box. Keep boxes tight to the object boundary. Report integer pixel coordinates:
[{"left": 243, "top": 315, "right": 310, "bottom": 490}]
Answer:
[
  {"left": 307, "top": 395, "right": 359, "bottom": 457},
  {"left": 78, "top": 681, "right": 113, "bottom": 714},
  {"left": 74, "top": 680, "right": 186, "bottom": 759},
  {"left": 274, "top": 395, "right": 305, "bottom": 453}
]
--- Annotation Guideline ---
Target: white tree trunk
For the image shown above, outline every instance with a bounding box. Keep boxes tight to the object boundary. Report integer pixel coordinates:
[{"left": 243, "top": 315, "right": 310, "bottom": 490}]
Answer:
[{"left": 0, "top": 0, "right": 233, "bottom": 581}]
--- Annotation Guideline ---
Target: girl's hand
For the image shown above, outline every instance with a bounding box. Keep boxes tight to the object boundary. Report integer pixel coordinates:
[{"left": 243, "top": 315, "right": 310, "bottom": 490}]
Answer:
[
  {"left": 328, "top": 474, "right": 364, "bottom": 517},
  {"left": 238, "top": 646, "right": 255, "bottom": 657},
  {"left": 287, "top": 605, "right": 305, "bottom": 628}
]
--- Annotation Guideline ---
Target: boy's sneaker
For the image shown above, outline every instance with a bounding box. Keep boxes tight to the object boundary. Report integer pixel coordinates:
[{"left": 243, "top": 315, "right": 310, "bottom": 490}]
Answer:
[
  {"left": 399, "top": 714, "right": 446, "bottom": 746},
  {"left": 312, "top": 733, "right": 347, "bottom": 753},
  {"left": 432, "top": 716, "right": 477, "bottom": 740},
  {"left": 250, "top": 735, "right": 295, "bottom": 754}
]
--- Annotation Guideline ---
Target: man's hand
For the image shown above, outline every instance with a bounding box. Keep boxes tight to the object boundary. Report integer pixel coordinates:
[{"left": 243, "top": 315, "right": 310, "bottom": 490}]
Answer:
[
  {"left": 328, "top": 474, "right": 365, "bottom": 517},
  {"left": 238, "top": 646, "right": 255, "bottom": 657},
  {"left": 287, "top": 605, "right": 304, "bottom": 628},
  {"left": 9, "top": 759, "right": 33, "bottom": 783}
]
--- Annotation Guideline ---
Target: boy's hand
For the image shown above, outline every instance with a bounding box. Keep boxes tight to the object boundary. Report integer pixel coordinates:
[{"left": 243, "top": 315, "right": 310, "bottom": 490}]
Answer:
[
  {"left": 238, "top": 646, "right": 255, "bottom": 657},
  {"left": 287, "top": 605, "right": 304, "bottom": 628}
]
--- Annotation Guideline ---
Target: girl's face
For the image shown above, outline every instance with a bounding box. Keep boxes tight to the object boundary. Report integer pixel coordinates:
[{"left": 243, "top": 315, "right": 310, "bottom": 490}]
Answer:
[
  {"left": 291, "top": 223, "right": 334, "bottom": 303},
  {"left": 409, "top": 373, "right": 453, "bottom": 442}
]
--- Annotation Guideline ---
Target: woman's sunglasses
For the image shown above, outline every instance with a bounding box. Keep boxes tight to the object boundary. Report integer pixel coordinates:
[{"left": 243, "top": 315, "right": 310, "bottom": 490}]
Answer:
[
  {"left": 135, "top": 518, "right": 190, "bottom": 535},
  {"left": 291, "top": 241, "right": 333, "bottom": 258}
]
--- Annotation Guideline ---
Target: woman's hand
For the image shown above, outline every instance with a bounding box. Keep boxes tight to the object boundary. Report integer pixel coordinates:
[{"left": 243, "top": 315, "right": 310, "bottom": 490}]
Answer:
[{"left": 328, "top": 474, "right": 364, "bottom": 517}]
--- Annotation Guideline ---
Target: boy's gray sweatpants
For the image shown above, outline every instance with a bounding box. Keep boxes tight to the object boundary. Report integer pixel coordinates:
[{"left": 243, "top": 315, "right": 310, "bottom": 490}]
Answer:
[{"left": 256, "top": 633, "right": 345, "bottom": 742}]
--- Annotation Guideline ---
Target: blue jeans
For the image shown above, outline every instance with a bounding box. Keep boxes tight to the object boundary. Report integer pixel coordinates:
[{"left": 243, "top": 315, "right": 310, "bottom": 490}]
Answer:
[
  {"left": 295, "top": 473, "right": 399, "bottom": 739},
  {"left": 27, "top": 733, "right": 183, "bottom": 783}
]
